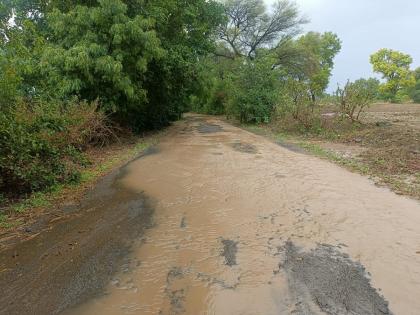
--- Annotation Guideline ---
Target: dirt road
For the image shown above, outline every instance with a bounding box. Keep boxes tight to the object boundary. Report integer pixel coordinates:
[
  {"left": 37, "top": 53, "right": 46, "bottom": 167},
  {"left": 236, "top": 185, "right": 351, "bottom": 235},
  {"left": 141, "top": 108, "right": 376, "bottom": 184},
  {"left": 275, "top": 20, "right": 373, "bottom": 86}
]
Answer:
[{"left": 2, "top": 115, "right": 420, "bottom": 314}]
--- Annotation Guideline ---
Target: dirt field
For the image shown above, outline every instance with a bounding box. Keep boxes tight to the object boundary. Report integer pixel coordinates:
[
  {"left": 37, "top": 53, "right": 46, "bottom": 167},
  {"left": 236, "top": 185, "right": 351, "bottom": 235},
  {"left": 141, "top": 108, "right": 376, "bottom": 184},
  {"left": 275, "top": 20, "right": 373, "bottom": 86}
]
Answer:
[
  {"left": 363, "top": 103, "right": 420, "bottom": 130},
  {"left": 1, "top": 114, "right": 420, "bottom": 315},
  {"left": 261, "top": 103, "right": 420, "bottom": 199}
]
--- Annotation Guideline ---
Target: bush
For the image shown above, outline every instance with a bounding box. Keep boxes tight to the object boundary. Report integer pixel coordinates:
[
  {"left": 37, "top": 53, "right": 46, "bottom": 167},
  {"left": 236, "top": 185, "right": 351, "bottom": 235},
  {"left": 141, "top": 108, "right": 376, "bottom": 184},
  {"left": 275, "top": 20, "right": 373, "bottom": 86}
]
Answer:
[
  {"left": 409, "top": 68, "right": 420, "bottom": 103},
  {"left": 411, "top": 90, "right": 420, "bottom": 103},
  {"left": 226, "top": 57, "right": 280, "bottom": 123},
  {"left": 0, "top": 99, "right": 111, "bottom": 197},
  {"left": 335, "top": 79, "right": 376, "bottom": 122},
  {"left": 274, "top": 80, "right": 322, "bottom": 132},
  {"left": 0, "top": 60, "right": 21, "bottom": 110},
  {"left": 200, "top": 81, "right": 229, "bottom": 115}
]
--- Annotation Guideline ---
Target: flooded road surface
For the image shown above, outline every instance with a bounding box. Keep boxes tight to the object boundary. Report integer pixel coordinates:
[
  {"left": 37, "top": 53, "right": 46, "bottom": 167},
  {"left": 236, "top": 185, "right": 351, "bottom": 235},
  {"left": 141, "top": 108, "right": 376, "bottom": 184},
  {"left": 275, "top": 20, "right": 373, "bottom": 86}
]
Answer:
[{"left": 60, "top": 115, "right": 420, "bottom": 315}]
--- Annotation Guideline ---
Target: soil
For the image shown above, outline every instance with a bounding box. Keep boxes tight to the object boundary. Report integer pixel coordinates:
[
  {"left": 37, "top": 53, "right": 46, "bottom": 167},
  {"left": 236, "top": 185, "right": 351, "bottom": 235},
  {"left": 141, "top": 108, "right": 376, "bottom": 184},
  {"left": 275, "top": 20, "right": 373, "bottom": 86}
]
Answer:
[
  {"left": 221, "top": 239, "right": 238, "bottom": 266},
  {"left": 0, "top": 156, "right": 155, "bottom": 315},
  {"left": 282, "top": 242, "right": 391, "bottom": 315},
  {"left": 1, "top": 114, "right": 420, "bottom": 315}
]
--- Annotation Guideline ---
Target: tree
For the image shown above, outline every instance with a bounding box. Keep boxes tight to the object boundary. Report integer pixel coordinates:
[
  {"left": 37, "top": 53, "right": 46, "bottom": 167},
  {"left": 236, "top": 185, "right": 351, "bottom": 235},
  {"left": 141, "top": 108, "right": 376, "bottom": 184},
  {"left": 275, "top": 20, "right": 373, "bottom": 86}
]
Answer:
[
  {"left": 226, "top": 55, "right": 280, "bottom": 122},
  {"left": 370, "top": 49, "right": 415, "bottom": 102},
  {"left": 296, "top": 32, "right": 341, "bottom": 102},
  {"left": 139, "top": 0, "right": 224, "bottom": 128},
  {"left": 218, "top": 0, "right": 306, "bottom": 59},
  {"left": 335, "top": 78, "right": 378, "bottom": 122},
  {"left": 42, "top": 0, "right": 165, "bottom": 127},
  {"left": 409, "top": 67, "right": 420, "bottom": 103}
]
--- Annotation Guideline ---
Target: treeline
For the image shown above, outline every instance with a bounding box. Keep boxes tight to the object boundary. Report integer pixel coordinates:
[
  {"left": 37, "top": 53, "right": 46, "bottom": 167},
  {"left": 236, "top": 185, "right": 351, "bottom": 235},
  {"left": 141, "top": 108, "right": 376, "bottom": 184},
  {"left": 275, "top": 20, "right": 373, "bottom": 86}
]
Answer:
[
  {"left": 192, "top": 1, "right": 420, "bottom": 125},
  {"left": 0, "top": 0, "right": 223, "bottom": 198},
  {"left": 1, "top": 0, "right": 420, "bottom": 200},
  {"left": 192, "top": 0, "right": 344, "bottom": 126}
]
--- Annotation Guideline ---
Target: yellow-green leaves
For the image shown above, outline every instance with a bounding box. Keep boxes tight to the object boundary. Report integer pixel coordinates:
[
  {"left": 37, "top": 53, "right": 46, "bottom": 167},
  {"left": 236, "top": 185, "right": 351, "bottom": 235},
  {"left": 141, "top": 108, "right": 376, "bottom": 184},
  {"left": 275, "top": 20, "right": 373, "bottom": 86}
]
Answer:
[{"left": 370, "top": 48, "right": 415, "bottom": 102}]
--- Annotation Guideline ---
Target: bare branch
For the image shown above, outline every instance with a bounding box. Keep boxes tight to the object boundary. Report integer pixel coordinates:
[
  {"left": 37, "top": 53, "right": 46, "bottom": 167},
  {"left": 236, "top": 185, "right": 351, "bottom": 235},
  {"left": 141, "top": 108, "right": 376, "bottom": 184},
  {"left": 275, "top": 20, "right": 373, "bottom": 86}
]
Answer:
[{"left": 219, "top": 0, "right": 307, "bottom": 59}]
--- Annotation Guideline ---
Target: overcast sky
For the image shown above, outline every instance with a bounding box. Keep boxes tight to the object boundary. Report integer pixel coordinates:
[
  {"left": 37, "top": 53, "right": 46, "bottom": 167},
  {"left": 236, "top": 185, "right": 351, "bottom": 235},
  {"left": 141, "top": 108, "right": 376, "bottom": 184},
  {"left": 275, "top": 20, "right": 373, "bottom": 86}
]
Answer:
[{"left": 264, "top": 0, "right": 420, "bottom": 91}]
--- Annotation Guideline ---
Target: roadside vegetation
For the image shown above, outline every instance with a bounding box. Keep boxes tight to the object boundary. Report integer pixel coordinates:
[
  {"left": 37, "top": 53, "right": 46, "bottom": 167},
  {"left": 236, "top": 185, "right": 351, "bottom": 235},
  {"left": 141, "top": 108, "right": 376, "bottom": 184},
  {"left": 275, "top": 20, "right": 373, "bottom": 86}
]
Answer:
[{"left": 0, "top": 0, "right": 224, "bottom": 227}]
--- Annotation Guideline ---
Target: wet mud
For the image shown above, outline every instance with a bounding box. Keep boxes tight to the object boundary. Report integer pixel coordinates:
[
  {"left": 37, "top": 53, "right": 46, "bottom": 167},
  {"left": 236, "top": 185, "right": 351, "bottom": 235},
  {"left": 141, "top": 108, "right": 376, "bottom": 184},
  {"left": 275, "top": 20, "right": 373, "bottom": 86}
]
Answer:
[
  {"left": 221, "top": 239, "right": 238, "bottom": 266},
  {"left": 2, "top": 114, "right": 420, "bottom": 315},
  {"left": 276, "top": 140, "right": 308, "bottom": 154},
  {"left": 231, "top": 141, "right": 258, "bottom": 154},
  {"left": 282, "top": 242, "right": 392, "bottom": 315},
  {"left": 0, "top": 162, "right": 155, "bottom": 315},
  {"left": 197, "top": 123, "right": 224, "bottom": 133}
]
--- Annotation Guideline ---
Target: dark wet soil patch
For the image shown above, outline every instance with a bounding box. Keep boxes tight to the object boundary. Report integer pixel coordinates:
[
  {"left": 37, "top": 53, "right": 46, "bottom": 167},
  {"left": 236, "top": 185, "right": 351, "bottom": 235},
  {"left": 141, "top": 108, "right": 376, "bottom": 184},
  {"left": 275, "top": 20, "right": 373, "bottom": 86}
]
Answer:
[
  {"left": 167, "top": 266, "right": 185, "bottom": 283},
  {"left": 0, "top": 164, "right": 155, "bottom": 315},
  {"left": 281, "top": 242, "right": 392, "bottom": 315},
  {"left": 231, "top": 142, "right": 258, "bottom": 154},
  {"left": 167, "top": 289, "right": 186, "bottom": 314},
  {"left": 221, "top": 239, "right": 238, "bottom": 266},
  {"left": 276, "top": 140, "right": 307, "bottom": 154},
  {"left": 197, "top": 123, "right": 223, "bottom": 134},
  {"left": 133, "top": 145, "right": 160, "bottom": 161},
  {"left": 180, "top": 216, "right": 187, "bottom": 228}
]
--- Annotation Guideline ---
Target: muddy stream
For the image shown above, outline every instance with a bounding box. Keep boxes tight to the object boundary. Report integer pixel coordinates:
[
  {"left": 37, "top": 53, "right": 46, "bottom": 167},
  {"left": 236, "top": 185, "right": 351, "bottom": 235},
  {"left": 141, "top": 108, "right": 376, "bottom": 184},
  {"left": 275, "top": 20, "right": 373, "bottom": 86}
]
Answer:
[{"left": 2, "top": 115, "right": 420, "bottom": 315}]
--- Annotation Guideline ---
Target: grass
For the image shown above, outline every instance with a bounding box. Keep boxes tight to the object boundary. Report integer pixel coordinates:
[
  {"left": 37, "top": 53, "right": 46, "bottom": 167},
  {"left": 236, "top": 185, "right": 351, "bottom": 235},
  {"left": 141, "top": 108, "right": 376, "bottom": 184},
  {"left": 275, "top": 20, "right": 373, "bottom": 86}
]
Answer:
[{"left": 0, "top": 133, "right": 162, "bottom": 231}]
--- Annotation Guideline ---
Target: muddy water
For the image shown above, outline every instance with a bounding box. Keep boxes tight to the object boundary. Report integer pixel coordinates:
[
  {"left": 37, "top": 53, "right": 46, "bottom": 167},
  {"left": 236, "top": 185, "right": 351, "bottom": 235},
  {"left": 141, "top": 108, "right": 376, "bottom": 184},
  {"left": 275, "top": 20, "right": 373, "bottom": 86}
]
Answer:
[{"left": 67, "top": 115, "right": 420, "bottom": 315}]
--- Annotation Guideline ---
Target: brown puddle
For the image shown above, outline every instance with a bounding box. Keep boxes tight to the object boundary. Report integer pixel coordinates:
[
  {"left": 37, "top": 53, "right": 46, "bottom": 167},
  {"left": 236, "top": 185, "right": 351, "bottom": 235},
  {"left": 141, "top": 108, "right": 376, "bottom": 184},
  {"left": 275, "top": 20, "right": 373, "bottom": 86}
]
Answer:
[{"left": 13, "top": 114, "right": 420, "bottom": 315}]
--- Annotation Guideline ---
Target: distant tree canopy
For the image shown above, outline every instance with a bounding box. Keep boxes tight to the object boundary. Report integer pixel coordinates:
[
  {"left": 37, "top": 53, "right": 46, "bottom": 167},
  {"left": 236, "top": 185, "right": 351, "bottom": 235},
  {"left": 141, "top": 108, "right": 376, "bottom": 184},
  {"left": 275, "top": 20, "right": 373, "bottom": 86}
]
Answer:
[
  {"left": 190, "top": 0, "right": 342, "bottom": 123},
  {"left": 294, "top": 32, "right": 341, "bottom": 101},
  {"left": 218, "top": 0, "right": 306, "bottom": 59},
  {"left": 370, "top": 48, "right": 415, "bottom": 102}
]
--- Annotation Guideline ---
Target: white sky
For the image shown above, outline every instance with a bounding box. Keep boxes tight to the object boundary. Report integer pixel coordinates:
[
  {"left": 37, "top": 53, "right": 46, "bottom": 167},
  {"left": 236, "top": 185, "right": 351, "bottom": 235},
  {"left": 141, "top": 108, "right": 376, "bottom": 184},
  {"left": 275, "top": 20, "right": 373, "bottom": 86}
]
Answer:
[{"left": 264, "top": 0, "right": 420, "bottom": 90}]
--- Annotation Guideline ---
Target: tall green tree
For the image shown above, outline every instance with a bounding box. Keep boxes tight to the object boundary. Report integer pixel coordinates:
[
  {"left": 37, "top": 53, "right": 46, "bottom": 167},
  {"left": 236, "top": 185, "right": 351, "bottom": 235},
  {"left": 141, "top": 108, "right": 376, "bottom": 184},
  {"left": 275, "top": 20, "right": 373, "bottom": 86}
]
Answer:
[
  {"left": 226, "top": 55, "right": 280, "bottom": 122},
  {"left": 295, "top": 32, "right": 341, "bottom": 102},
  {"left": 370, "top": 48, "right": 415, "bottom": 102},
  {"left": 42, "top": 0, "right": 164, "bottom": 128},
  {"left": 138, "top": 0, "right": 224, "bottom": 129}
]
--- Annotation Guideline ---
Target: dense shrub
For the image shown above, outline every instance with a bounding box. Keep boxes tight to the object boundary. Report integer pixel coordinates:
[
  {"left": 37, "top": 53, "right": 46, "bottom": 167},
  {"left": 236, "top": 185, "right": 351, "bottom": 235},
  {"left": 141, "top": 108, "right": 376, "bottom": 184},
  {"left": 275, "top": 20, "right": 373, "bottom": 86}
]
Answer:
[
  {"left": 0, "top": 100, "right": 109, "bottom": 196},
  {"left": 226, "top": 57, "right": 280, "bottom": 123},
  {"left": 0, "top": 61, "right": 21, "bottom": 109},
  {"left": 409, "top": 68, "right": 420, "bottom": 103}
]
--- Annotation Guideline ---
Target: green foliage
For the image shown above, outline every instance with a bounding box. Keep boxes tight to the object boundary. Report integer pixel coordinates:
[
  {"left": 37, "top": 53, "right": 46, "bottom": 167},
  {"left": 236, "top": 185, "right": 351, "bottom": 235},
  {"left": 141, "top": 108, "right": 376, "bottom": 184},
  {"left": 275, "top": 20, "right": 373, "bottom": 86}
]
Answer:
[
  {"left": 335, "top": 78, "right": 377, "bottom": 122},
  {"left": 0, "top": 59, "right": 21, "bottom": 109},
  {"left": 189, "top": 56, "right": 232, "bottom": 115},
  {"left": 295, "top": 32, "right": 342, "bottom": 101},
  {"left": 137, "top": 0, "right": 224, "bottom": 129},
  {"left": 370, "top": 49, "right": 415, "bottom": 102},
  {"left": 409, "top": 67, "right": 420, "bottom": 103},
  {"left": 0, "top": 0, "right": 224, "bottom": 201},
  {"left": 226, "top": 56, "right": 280, "bottom": 123},
  {"left": 42, "top": 0, "right": 164, "bottom": 127},
  {"left": 0, "top": 99, "right": 106, "bottom": 196},
  {"left": 274, "top": 79, "right": 323, "bottom": 132}
]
